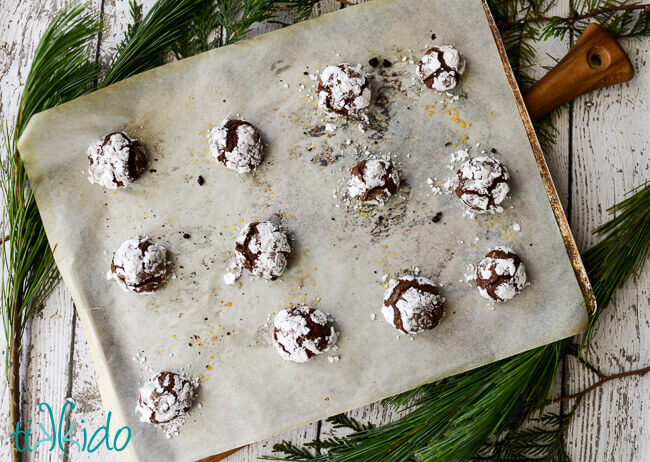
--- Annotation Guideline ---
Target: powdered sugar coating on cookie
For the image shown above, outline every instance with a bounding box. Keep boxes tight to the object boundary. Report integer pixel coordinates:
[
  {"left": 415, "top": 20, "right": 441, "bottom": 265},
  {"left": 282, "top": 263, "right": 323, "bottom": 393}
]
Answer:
[
  {"left": 382, "top": 275, "right": 445, "bottom": 334},
  {"left": 87, "top": 132, "right": 146, "bottom": 189},
  {"left": 417, "top": 45, "right": 466, "bottom": 92},
  {"left": 109, "top": 236, "right": 167, "bottom": 293},
  {"left": 453, "top": 156, "right": 510, "bottom": 213},
  {"left": 234, "top": 221, "right": 290, "bottom": 280},
  {"left": 208, "top": 118, "right": 264, "bottom": 173},
  {"left": 476, "top": 246, "right": 527, "bottom": 302},
  {"left": 136, "top": 371, "right": 196, "bottom": 424},
  {"left": 348, "top": 159, "right": 399, "bottom": 204},
  {"left": 317, "top": 64, "right": 371, "bottom": 117},
  {"left": 273, "top": 306, "right": 338, "bottom": 363}
]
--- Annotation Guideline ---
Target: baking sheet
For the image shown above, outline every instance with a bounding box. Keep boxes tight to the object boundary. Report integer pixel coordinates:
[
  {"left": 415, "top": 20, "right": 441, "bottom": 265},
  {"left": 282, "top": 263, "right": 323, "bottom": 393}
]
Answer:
[{"left": 18, "top": 0, "right": 589, "bottom": 460}]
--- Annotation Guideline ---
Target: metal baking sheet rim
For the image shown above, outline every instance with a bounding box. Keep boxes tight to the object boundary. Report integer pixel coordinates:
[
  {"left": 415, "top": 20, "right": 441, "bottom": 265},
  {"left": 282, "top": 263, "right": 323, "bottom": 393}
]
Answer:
[{"left": 482, "top": 0, "right": 595, "bottom": 314}]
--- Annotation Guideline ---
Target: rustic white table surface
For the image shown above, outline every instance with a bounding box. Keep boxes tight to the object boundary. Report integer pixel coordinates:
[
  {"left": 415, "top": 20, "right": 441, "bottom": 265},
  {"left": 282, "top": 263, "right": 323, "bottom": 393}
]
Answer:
[{"left": 0, "top": 1, "right": 648, "bottom": 461}]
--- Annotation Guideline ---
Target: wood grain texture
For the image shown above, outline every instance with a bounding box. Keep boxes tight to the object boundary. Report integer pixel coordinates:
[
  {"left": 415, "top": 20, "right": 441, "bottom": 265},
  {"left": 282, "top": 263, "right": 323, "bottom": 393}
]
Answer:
[
  {"left": 0, "top": 1, "right": 99, "bottom": 461},
  {"left": 0, "top": 1, "right": 647, "bottom": 461},
  {"left": 565, "top": 35, "right": 650, "bottom": 462}
]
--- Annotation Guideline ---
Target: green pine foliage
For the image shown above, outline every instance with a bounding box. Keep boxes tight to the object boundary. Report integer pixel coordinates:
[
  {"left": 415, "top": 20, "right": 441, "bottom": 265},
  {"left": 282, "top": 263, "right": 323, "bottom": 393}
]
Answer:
[
  {"left": 173, "top": 0, "right": 318, "bottom": 58},
  {"left": 581, "top": 183, "right": 650, "bottom": 351},
  {"left": 3, "top": 1, "right": 102, "bottom": 377}
]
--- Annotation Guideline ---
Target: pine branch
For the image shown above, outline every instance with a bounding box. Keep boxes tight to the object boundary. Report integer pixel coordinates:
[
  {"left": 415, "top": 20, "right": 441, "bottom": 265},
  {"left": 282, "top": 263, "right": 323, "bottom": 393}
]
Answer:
[
  {"left": 498, "top": 3, "right": 650, "bottom": 30},
  {"left": 581, "top": 183, "right": 650, "bottom": 351},
  {"left": 2, "top": 4, "right": 102, "bottom": 460},
  {"left": 327, "top": 413, "right": 375, "bottom": 432},
  {"left": 476, "top": 409, "right": 575, "bottom": 461},
  {"left": 15, "top": 2, "right": 102, "bottom": 138},
  {"left": 550, "top": 365, "right": 650, "bottom": 404},
  {"left": 269, "top": 441, "right": 320, "bottom": 460},
  {"left": 173, "top": 0, "right": 319, "bottom": 59},
  {"left": 100, "top": 0, "right": 202, "bottom": 87}
]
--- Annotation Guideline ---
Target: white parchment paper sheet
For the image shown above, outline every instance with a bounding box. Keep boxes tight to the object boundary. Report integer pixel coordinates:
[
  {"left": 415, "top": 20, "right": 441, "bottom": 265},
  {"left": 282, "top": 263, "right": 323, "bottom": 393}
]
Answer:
[{"left": 18, "top": 0, "right": 588, "bottom": 460}]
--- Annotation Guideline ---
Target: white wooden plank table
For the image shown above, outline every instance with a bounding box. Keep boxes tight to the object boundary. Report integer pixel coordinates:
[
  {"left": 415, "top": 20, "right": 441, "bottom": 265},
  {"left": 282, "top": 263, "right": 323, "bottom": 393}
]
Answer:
[{"left": 0, "top": 1, "right": 647, "bottom": 460}]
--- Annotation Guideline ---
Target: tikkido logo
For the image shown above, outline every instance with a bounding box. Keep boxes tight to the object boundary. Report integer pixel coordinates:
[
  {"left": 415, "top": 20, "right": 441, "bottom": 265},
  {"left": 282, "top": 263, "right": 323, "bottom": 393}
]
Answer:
[{"left": 10, "top": 401, "right": 131, "bottom": 454}]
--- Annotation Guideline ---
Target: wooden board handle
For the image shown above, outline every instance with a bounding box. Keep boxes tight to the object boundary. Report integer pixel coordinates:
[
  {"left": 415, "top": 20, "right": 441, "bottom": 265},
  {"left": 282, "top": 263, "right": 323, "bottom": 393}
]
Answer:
[{"left": 524, "top": 23, "right": 634, "bottom": 121}]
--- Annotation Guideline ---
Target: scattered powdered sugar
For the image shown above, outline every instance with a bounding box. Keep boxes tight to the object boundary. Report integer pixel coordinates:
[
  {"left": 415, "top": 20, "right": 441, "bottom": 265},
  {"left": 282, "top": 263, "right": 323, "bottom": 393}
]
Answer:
[
  {"left": 223, "top": 261, "right": 242, "bottom": 285},
  {"left": 448, "top": 149, "right": 469, "bottom": 167},
  {"left": 108, "top": 237, "right": 167, "bottom": 293},
  {"left": 325, "top": 123, "right": 337, "bottom": 132},
  {"left": 235, "top": 222, "right": 290, "bottom": 279},
  {"left": 318, "top": 64, "right": 371, "bottom": 117},
  {"left": 87, "top": 132, "right": 137, "bottom": 189},
  {"left": 465, "top": 264, "right": 477, "bottom": 282},
  {"left": 273, "top": 306, "right": 338, "bottom": 363},
  {"left": 208, "top": 118, "right": 263, "bottom": 173},
  {"left": 416, "top": 46, "right": 466, "bottom": 92}
]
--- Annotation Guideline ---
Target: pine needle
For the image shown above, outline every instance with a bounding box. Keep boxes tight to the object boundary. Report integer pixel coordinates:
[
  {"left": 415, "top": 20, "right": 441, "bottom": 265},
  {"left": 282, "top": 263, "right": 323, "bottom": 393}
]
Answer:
[
  {"left": 100, "top": 0, "right": 202, "bottom": 87},
  {"left": 582, "top": 182, "right": 650, "bottom": 350},
  {"left": 2, "top": 0, "right": 102, "bottom": 376}
]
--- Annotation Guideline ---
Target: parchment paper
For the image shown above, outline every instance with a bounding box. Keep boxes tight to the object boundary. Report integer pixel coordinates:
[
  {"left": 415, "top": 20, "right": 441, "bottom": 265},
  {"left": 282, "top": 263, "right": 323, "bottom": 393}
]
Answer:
[{"left": 18, "top": 0, "right": 588, "bottom": 460}]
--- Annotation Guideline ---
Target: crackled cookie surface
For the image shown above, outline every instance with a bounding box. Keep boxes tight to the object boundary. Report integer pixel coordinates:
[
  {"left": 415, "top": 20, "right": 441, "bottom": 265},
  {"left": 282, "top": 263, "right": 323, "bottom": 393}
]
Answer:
[
  {"left": 109, "top": 236, "right": 167, "bottom": 293},
  {"left": 136, "top": 371, "right": 196, "bottom": 424},
  {"left": 87, "top": 132, "right": 146, "bottom": 189},
  {"left": 382, "top": 275, "right": 445, "bottom": 335},
  {"left": 454, "top": 156, "right": 510, "bottom": 213},
  {"left": 348, "top": 159, "right": 399, "bottom": 204},
  {"left": 417, "top": 45, "right": 466, "bottom": 92},
  {"left": 476, "top": 246, "right": 527, "bottom": 302},
  {"left": 273, "top": 306, "right": 337, "bottom": 363},
  {"left": 208, "top": 118, "right": 264, "bottom": 173},
  {"left": 317, "top": 63, "right": 371, "bottom": 117},
  {"left": 235, "top": 221, "right": 290, "bottom": 280}
]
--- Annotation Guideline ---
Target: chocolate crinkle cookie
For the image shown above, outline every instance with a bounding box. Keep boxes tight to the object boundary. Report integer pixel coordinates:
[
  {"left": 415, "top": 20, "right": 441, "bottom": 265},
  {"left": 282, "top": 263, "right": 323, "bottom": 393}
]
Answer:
[
  {"left": 235, "top": 221, "right": 290, "bottom": 280},
  {"left": 208, "top": 118, "right": 264, "bottom": 173},
  {"left": 109, "top": 236, "right": 167, "bottom": 293},
  {"left": 136, "top": 371, "right": 196, "bottom": 424},
  {"left": 317, "top": 63, "right": 371, "bottom": 117},
  {"left": 453, "top": 156, "right": 510, "bottom": 213},
  {"left": 348, "top": 159, "right": 399, "bottom": 204},
  {"left": 417, "top": 45, "right": 466, "bottom": 92},
  {"left": 382, "top": 275, "right": 445, "bottom": 335},
  {"left": 87, "top": 132, "right": 146, "bottom": 189},
  {"left": 476, "top": 246, "right": 527, "bottom": 302},
  {"left": 273, "top": 306, "right": 338, "bottom": 363}
]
